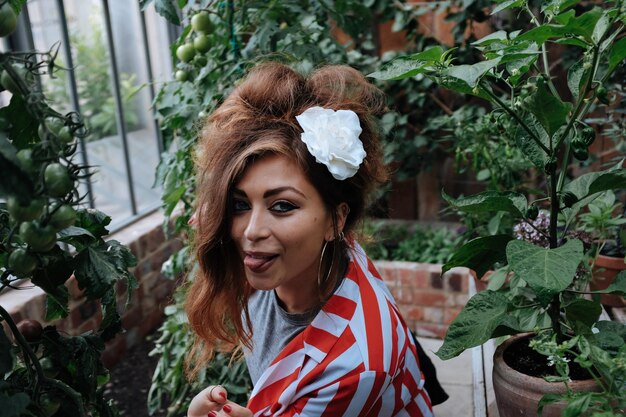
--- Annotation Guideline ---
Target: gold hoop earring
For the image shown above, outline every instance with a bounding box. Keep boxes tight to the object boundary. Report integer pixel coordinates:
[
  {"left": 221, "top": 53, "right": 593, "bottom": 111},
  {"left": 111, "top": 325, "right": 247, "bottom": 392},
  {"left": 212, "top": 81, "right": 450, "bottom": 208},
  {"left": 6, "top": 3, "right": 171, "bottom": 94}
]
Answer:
[{"left": 318, "top": 240, "right": 334, "bottom": 289}]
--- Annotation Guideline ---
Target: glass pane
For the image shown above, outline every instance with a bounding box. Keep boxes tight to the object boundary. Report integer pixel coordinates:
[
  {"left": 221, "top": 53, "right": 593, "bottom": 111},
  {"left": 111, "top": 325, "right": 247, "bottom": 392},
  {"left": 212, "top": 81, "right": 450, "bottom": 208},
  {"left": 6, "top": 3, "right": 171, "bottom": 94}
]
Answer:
[{"left": 108, "top": 0, "right": 162, "bottom": 220}]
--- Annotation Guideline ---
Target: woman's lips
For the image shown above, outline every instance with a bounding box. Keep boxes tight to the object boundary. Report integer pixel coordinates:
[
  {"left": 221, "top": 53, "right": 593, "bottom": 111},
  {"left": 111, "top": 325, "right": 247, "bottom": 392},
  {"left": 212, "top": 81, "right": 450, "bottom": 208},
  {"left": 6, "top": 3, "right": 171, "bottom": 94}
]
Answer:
[{"left": 243, "top": 253, "right": 278, "bottom": 273}]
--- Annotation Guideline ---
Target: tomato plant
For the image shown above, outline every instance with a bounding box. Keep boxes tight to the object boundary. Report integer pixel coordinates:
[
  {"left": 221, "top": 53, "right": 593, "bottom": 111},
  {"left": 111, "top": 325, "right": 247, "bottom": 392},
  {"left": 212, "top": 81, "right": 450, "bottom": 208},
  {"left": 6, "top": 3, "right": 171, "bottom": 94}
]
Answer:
[{"left": 1, "top": 3, "right": 137, "bottom": 416}]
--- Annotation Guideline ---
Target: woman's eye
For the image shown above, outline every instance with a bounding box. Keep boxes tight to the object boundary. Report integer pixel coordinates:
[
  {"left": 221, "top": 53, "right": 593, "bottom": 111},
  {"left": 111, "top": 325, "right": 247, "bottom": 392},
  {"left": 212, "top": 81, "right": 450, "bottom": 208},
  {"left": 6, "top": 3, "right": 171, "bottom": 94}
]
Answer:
[
  {"left": 232, "top": 199, "right": 250, "bottom": 212},
  {"left": 270, "top": 201, "right": 297, "bottom": 213}
]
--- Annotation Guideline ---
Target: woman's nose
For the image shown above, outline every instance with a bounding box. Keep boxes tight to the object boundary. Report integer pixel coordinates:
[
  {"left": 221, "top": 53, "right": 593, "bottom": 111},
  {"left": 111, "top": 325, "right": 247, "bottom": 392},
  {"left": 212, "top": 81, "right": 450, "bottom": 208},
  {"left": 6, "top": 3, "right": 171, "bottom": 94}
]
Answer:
[{"left": 243, "top": 209, "right": 270, "bottom": 241}]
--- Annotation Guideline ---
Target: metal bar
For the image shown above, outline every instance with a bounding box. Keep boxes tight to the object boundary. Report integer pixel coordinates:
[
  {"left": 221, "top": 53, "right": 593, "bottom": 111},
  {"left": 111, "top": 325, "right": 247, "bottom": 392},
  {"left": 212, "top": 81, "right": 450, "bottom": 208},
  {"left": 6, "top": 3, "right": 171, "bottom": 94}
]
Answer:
[
  {"left": 138, "top": 7, "right": 164, "bottom": 156},
  {"left": 20, "top": 4, "right": 43, "bottom": 93},
  {"left": 56, "top": 0, "right": 95, "bottom": 208},
  {"left": 101, "top": 0, "right": 138, "bottom": 215}
]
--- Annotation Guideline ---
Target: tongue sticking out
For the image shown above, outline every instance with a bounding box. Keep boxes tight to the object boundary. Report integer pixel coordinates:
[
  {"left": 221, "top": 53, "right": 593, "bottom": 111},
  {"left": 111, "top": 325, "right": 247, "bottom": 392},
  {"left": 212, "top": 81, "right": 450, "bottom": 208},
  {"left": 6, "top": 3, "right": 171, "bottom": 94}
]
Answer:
[{"left": 244, "top": 254, "right": 276, "bottom": 271}]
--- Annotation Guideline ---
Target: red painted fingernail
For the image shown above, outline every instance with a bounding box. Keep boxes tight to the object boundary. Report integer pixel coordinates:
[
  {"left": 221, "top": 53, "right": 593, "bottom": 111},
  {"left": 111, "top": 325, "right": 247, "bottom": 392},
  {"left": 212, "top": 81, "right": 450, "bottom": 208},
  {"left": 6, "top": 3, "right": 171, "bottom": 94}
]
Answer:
[
  {"left": 219, "top": 392, "right": 227, "bottom": 400},
  {"left": 208, "top": 412, "right": 217, "bottom": 417},
  {"left": 223, "top": 404, "right": 232, "bottom": 413}
]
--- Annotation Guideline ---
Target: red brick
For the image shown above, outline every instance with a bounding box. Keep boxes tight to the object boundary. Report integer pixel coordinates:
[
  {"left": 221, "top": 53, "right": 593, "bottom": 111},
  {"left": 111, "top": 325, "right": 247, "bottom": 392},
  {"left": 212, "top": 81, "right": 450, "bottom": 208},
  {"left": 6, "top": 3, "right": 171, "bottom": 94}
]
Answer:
[
  {"left": 416, "top": 323, "right": 448, "bottom": 339},
  {"left": 65, "top": 275, "right": 85, "bottom": 300},
  {"left": 102, "top": 334, "right": 128, "bottom": 369},
  {"left": 413, "top": 291, "right": 447, "bottom": 307},
  {"left": 122, "top": 305, "right": 143, "bottom": 329},
  {"left": 423, "top": 307, "right": 444, "bottom": 324},
  {"left": 406, "top": 306, "right": 424, "bottom": 321},
  {"left": 444, "top": 308, "right": 462, "bottom": 325},
  {"left": 394, "top": 287, "right": 414, "bottom": 304},
  {"left": 430, "top": 271, "right": 443, "bottom": 289},
  {"left": 446, "top": 272, "right": 464, "bottom": 292},
  {"left": 138, "top": 308, "right": 165, "bottom": 337}
]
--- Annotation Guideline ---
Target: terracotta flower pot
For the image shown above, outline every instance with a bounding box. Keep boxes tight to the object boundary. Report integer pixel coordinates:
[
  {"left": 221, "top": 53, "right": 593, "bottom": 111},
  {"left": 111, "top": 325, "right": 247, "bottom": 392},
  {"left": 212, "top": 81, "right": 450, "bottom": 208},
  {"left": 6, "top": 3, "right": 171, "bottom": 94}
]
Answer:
[
  {"left": 591, "top": 254, "right": 626, "bottom": 308},
  {"left": 493, "top": 333, "right": 600, "bottom": 417}
]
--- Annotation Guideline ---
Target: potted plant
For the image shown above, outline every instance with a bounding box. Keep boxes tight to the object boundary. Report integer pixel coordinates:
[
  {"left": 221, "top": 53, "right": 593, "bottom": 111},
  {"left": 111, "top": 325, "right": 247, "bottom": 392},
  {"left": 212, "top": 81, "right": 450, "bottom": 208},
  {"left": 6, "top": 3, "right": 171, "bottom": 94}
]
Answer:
[
  {"left": 370, "top": 0, "right": 626, "bottom": 415},
  {"left": 578, "top": 190, "right": 626, "bottom": 307}
]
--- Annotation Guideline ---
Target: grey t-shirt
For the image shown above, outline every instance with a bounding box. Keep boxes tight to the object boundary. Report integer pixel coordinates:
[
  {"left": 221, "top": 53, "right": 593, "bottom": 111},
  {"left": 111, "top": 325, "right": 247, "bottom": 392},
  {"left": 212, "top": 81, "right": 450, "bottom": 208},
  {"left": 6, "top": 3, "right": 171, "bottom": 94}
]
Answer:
[{"left": 243, "top": 290, "right": 320, "bottom": 385}]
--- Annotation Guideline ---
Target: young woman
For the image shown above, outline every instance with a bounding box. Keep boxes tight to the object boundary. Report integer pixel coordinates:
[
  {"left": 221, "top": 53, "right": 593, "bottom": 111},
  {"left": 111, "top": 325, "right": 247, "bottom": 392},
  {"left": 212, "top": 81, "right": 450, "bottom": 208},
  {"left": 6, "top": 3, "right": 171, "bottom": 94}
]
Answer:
[{"left": 186, "top": 62, "right": 435, "bottom": 417}]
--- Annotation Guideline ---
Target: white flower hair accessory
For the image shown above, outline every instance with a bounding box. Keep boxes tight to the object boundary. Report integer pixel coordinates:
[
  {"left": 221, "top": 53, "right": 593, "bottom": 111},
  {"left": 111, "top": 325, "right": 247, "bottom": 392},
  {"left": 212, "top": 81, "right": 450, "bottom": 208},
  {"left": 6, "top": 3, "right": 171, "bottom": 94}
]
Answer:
[{"left": 295, "top": 106, "right": 366, "bottom": 181}]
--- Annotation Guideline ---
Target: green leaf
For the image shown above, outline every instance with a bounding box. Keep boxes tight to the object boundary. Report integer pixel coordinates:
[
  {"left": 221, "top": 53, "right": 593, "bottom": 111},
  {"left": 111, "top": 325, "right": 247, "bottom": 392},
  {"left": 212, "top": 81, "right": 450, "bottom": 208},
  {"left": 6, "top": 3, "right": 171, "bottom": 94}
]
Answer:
[
  {"left": 591, "top": 10, "right": 611, "bottom": 45},
  {"left": 524, "top": 78, "right": 572, "bottom": 137},
  {"left": 0, "top": 94, "right": 38, "bottom": 149},
  {"left": 74, "top": 209, "right": 111, "bottom": 239},
  {"left": 564, "top": 298, "right": 602, "bottom": 328},
  {"left": 442, "top": 58, "right": 501, "bottom": 88},
  {"left": 139, "top": 0, "right": 153, "bottom": 10},
  {"left": 562, "top": 393, "right": 592, "bottom": 417},
  {"left": 0, "top": 134, "right": 34, "bottom": 198},
  {"left": 74, "top": 240, "right": 137, "bottom": 300},
  {"left": 563, "top": 164, "right": 626, "bottom": 199},
  {"left": 608, "top": 37, "right": 626, "bottom": 74},
  {"left": 99, "top": 288, "right": 122, "bottom": 342},
  {"left": 513, "top": 113, "right": 550, "bottom": 169},
  {"left": 567, "top": 59, "right": 590, "bottom": 102},
  {"left": 435, "top": 291, "right": 520, "bottom": 359},
  {"left": 367, "top": 46, "right": 445, "bottom": 80},
  {"left": 154, "top": 0, "right": 180, "bottom": 25},
  {"left": 0, "top": 392, "right": 30, "bottom": 417},
  {"left": 443, "top": 190, "right": 528, "bottom": 217},
  {"left": 442, "top": 234, "right": 514, "bottom": 277},
  {"left": 491, "top": 0, "right": 524, "bottom": 15},
  {"left": 599, "top": 270, "right": 626, "bottom": 295},
  {"left": 0, "top": 327, "right": 14, "bottom": 375},
  {"left": 44, "top": 286, "right": 70, "bottom": 321},
  {"left": 506, "top": 239, "right": 584, "bottom": 299}
]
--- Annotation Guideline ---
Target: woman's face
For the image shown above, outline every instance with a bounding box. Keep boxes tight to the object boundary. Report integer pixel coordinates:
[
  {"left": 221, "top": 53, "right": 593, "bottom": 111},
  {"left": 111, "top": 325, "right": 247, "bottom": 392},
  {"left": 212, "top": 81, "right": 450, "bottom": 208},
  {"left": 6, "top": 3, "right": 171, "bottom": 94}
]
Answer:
[{"left": 230, "top": 153, "right": 336, "bottom": 311}]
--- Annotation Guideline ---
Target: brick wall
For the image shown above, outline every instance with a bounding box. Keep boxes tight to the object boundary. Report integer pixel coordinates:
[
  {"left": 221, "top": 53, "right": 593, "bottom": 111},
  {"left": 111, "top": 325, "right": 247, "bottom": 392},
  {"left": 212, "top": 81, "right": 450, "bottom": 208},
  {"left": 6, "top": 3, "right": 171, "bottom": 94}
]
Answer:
[
  {"left": 2, "top": 210, "right": 474, "bottom": 369},
  {"left": 1, "top": 211, "right": 183, "bottom": 368},
  {"left": 374, "top": 261, "right": 471, "bottom": 339}
]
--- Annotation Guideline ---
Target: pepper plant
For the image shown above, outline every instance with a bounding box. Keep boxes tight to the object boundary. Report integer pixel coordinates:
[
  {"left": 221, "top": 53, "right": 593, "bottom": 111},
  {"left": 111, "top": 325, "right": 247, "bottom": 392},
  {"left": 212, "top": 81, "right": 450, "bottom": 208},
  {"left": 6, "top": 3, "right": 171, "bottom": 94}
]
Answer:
[
  {"left": 0, "top": 1, "right": 137, "bottom": 416},
  {"left": 371, "top": 0, "right": 626, "bottom": 414}
]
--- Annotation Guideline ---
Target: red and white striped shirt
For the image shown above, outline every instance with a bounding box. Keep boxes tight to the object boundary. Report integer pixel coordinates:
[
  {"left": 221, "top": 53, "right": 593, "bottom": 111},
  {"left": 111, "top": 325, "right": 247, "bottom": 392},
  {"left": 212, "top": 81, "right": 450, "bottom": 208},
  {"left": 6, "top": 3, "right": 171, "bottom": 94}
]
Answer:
[{"left": 246, "top": 244, "right": 434, "bottom": 417}]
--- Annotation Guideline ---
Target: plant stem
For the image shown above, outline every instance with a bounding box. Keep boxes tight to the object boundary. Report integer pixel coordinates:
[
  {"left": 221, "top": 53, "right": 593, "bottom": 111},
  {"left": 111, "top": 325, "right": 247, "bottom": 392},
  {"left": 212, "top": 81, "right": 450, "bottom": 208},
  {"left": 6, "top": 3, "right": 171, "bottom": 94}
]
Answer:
[
  {"left": 524, "top": 5, "right": 560, "bottom": 98},
  {"left": 548, "top": 165, "right": 563, "bottom": 341},
  {"left": 0, "top": 304, "right": 88, "bottom": 417},
  {"left": 480, "top": 82, "right": 550, "bottom": 154}
]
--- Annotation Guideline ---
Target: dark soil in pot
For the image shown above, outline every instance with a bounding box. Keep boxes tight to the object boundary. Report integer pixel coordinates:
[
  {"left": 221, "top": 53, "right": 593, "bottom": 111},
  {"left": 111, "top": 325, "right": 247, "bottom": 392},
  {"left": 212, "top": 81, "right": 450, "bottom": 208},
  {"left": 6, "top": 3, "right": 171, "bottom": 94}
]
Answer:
[{"left": 503, "top": 335, "right": 593, "bottom": 380}]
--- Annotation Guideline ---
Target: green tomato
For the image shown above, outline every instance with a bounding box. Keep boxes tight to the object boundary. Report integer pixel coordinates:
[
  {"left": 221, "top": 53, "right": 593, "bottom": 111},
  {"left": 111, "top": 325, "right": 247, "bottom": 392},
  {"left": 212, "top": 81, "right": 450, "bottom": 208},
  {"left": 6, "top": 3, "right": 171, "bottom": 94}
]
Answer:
[
  {"left": 45, "top": 116, "right": 64, "bottom": 136},
  {"left": 8, "top": 248, "right": 37, "bottom": 277},
  {"left": 16, "top": 148, "right": 36, "bottom": 173},
  {"left": 175, "top": 69, "right": 189, "bottom": 82},
  {"left": 19, "top": 221, "right": 57, "bottom": 252},
  {"left": 57, "top": 126, "right": 73, "bottom": 144},
  {"left": 40, "top": 393, "right": 61, "bottom": 417},
  {"left": 40, "top": 357, "right": 59, "bottom": 378},
  {"left": 7, "top": 196, "right": 45, "bottom": 222},
  {"left": 44, "top": 163, "right": 73, "bottom": 197},
  {"left": 49, "top": 204, "right": 77, "bottom": 230},
  {"left": 0, "top": 67, "right": 22, "bottom": 95},
  {"left": 193, "top": 34, "right": 211, "bottom": 53},
  {"left": 0, "top": 3, "right": 17, "bottom": 38},
  {"left": 596, "top": 85, "right": 609, "bottom": 105},
  {"left": 191, "top": 11, "right": 213, "bottom": 33},
  {"left": 176, "top": 43, "right": 196, "bottom": 63}
]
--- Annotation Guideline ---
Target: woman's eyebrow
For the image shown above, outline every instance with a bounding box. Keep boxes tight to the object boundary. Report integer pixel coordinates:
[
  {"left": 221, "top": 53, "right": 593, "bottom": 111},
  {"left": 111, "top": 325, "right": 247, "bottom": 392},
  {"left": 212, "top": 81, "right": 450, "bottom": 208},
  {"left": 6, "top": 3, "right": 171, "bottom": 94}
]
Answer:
[{"left": 263, "top": 186, "right": 307, "bottom": 199}]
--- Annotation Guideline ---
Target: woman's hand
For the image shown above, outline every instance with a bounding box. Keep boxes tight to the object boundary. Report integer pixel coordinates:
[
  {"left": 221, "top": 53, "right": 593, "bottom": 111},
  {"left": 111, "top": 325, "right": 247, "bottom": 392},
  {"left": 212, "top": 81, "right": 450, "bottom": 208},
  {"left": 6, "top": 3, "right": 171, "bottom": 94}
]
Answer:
[{"left": 187, "top": 385, "right": 253, "bottom": 417}]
